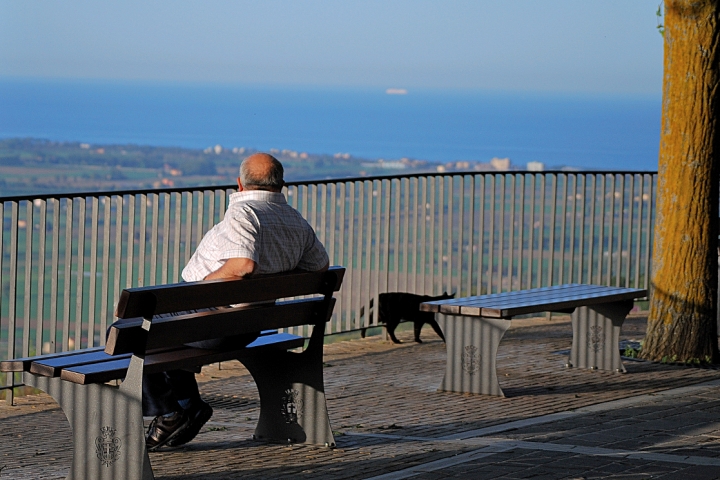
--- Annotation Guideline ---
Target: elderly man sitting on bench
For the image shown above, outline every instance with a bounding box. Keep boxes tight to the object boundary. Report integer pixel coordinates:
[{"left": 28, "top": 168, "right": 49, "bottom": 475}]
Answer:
[{"left": 131, "top": 153, "right": 329, "bottom": 450}]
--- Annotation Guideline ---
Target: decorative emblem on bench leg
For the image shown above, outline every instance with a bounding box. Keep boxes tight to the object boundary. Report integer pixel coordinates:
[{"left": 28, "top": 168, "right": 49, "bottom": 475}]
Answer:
[
  {"left": 588, "top": 325, "right": 605, "bottom": 352},
  {"left": 281, "top": 389, "right": 304, "bottom": 424},
  {"left": 95, "top": 426, "right": 121, "bottom": 467},
  {"left": 461, "top": 345, "right": 480, "bottom": 374}
]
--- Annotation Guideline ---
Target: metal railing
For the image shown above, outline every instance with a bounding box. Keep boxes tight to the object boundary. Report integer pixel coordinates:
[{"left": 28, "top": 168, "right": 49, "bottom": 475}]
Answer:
[{"left": 0, "top": 170, "right": 657, "bottom": 398}]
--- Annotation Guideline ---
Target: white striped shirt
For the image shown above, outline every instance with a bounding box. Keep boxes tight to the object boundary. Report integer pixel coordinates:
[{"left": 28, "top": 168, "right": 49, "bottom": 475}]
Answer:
[{"left": 182, "top": 190, "right": 328, "bottom": 281}]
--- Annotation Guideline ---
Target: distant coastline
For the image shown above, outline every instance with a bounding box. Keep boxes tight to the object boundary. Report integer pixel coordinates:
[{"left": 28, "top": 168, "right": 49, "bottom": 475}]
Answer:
[{"left": 0, "top": 138, "right": 570, "bottom": 197}]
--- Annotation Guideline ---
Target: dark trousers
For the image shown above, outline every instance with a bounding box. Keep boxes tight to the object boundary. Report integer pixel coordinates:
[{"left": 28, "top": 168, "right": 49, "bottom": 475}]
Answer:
[{"left": 110, "top": 312, "right": 258, "bottom": 417}]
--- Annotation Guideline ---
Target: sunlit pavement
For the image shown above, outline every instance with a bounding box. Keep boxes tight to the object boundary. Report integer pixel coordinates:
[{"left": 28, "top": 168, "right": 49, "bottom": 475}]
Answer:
[{"left": 3, "top": 315, "right": 720, "bottom": 479}]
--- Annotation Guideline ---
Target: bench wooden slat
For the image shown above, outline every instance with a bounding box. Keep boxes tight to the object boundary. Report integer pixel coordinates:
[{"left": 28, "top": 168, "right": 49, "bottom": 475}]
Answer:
[
  {"left": 457, "top": 289, "right": 643, "bottom": 317},
  {"left": 421, "top": 284, "right": 636, "bottom": 312},
  {"left": 0, "top": 346, "right": 106, "bottom": 372},
  {"left": 116, "top": 267, "right": 344, "bottom": 318},
  {"left": 106, "top": 297, "right": 327, "bottom": 355},
  {"left": 61, "top": 333, "right": 305, "bottom": 384},
  {"left": 30, "top": 350, "right": 132, "bottom": 377},
  {"left": 421, "top": 284, "right": 646, "bottom": 317}
]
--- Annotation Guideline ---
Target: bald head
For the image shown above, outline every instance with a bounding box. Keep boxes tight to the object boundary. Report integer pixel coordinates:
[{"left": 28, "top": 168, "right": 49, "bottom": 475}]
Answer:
[{"left": 239, "top": 153, "right": 284, "bottom": 192}]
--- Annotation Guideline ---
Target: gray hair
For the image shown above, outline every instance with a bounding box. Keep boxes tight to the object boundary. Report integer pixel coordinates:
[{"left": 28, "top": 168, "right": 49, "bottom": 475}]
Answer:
[{"left": 239, "top": 155, "right": 284, "bottom": 190}]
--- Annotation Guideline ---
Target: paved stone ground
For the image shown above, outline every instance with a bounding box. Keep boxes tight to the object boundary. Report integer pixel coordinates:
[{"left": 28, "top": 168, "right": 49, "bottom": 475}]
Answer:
[{"left": 3, "top": 314, "right": 720, "bottom": 479}]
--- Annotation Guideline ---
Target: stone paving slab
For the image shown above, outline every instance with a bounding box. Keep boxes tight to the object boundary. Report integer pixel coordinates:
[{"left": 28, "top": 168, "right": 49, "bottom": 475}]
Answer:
[{"left": 2, "top": 315, "right": 720, "bottom": 479}]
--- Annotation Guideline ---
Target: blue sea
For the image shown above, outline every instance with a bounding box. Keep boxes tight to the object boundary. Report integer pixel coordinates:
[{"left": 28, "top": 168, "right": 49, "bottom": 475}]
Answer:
[{"left": 0, "top": 78, "right": 660, "bottom": 171}]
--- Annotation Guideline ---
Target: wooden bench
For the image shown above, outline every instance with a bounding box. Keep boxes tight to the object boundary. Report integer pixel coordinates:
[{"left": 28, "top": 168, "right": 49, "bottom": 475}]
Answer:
[
  {"left": 420, "top": 284, "right": 647, "bottom": 397},
  {"left": 1, "top": 266, "right": 345, "bottom": 480}
]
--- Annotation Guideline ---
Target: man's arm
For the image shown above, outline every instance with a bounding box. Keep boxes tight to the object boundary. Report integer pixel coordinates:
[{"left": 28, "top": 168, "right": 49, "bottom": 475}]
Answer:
[{"left": 204, "top": 257, "right": 257, "bottom": 280}]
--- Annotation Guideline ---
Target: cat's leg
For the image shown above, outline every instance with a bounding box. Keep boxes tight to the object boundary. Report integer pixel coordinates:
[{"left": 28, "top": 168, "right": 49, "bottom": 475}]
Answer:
[
  {"left": 413, "top": 321, "right": 424, "bottom": 343},
  {"left": 428, "top": 318, "right": 446, "bottom": 342},
  {"left": 386, "top": 321, "right": 402, "bottom": 343}
]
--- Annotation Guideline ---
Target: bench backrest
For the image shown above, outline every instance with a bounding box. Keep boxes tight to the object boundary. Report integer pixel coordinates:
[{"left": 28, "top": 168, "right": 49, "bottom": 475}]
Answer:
[{"left": 106, "top": 266, "right": 345, "bottom": 355}]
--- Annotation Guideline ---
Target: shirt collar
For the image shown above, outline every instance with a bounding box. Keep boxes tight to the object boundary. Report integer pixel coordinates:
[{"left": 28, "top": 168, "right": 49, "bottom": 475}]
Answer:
[{"left": 229, "top": 190, "right": 287, "bottom": 205}]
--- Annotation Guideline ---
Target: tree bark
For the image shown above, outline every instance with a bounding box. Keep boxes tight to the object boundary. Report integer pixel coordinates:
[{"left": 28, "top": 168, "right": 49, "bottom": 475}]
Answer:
[{"left": 642, "top": 0, "right": 720, "bottom": 363}]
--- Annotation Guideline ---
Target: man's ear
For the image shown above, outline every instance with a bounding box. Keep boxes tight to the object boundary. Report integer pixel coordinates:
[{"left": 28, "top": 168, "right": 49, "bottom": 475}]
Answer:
[{"left": 237, "top": 177, "right": 244, "bottom": 191}]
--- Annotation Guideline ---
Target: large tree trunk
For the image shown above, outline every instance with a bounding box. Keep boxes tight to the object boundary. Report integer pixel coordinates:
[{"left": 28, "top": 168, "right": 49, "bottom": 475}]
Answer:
[{"left": 641, "top": 0, "right": 720, "bottom": 363}]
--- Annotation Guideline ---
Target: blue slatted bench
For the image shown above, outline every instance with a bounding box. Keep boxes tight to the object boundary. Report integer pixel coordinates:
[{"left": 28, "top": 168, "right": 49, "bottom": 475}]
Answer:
[
  {"left": 420, "top": 284, "right": 647, "bottom": 397},
  {"left": 1, "top": 266, "right": 345, "bottom": 480}
]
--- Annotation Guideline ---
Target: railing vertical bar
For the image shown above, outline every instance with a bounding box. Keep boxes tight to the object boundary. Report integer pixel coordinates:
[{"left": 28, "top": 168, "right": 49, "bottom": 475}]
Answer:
[
  {"left": 218, "top": 189, "right": 227, "bottom": 223},
  {"left": 184, "top": 192, "right": 193, "bottom": 266},
  {"left": 526, "top": 175, "right": 535, "bottom": 289},
  {"left": 496, "top": 175, "right": 506, "bottom": 292},
  {"left": 372, "top": 180, "right": 383, "bottom": 326},
  {"left": 568, "top": 175, "right": 577, "bottom": 284},
  {"left": 516, "top": 175, "right": 525, "bottom": 290},
  {"left": 507, "top": 175, "right": 515, "bottom": 291},
  {"left": 596, "top": 176, "right": 606, "bottom": 285},
  {"left": 634, "top": 176, "right": 644, "bottom": 288},
  {"left": 337, "top": 182, "right": 347, "bottom": 333},
  {"left": 577, "top": 176, "right": 586, "bottom": 283},
  {"left": 207, "top": 191, "right": 215, "bottom": 235},
  {"left": 546, "top": 175, "right": 557, "bottom": 287},
  {"left": 74, "top": 198, "right": 86, "bottom": 349},
  {"left": 345, "top": 182, "right": 355, "bottom": 332},
  {"left": 536, "top": 176, "right": 546, "bottom": 288},
  {"left": 48, "top": 199, "right": 60, "bottom": 354},
  {"left": 644, "top": 176, "right": 655, "bottom": 290},
  {"left": 417, "top": 177, "right": 426, "bottom": 294},
  {"left": 61, "top": 199, "right": 73, "bottom": 352},
  {"left": 6, "top": 203, "right": 18, "bottom": 398},
  {"left": 112, "top": 196, "right": 123, "bottom": 313},
  {"left": 401, "top": 178, "right": 410, "bottom": 292},
  {"left": 466, "top": 175, "right": 475, "bottom": 296},
  {"left": 0, "top": 202, "right": 6, "bottom": 401},
  {"left": 616, "top": 175, "right": 625, "bottom": 287},
  {"left": 22, "top": 201, "right": 33, "bottom": 358},
  {"left": 437, "top": 177, "right": 445, "bottom": 295},
  {"left": 625, "top": 175, "right": 635, "bottom": 288},
  {"left": 171, "top": 193, "right": 181, "bottom": 283},
  {"left": 319, "top": 184, "right": 327, "bottom": 252},
  {"left": 445, "top": 176, "right": 453, "bottom": 294},
  {"left": 428, "top": 178, "right": 437, "bottom": 294},
  {"left": 327, "top": 183, "right": 338, "bottom": 333},
  {"left": 456, "top": 176, "right": 464, "bottom": 295},
  {"left": 87, "top": 197, "right": 99, "bottom": 348},
  {"left": 606, "top": 175, "right": 616, "bottom": 286},
  {"left": 149, "top": 193, "right": 159, "bottom": 286},
  {"left": 35, "top": 200, "right": 47, "bottom": 356},
  {"left": 361, "top": 181, "right": 370, "bottom": 330},
  {"left": 160, "top": 193, "right": 170, "bottom": 285},
  {"left": 391, "top": 179, "right": 402, "bottom": 292},
  {"left": 137, "top": 194, "right": 147, "bottom": 287},
  {"left": 475, "top": 175, "right": 485, "bottom": 296},
  {"left": 196, "top": 192, "right": 204, "bottom": 261},
  {"left": 487, "top": 176, "right": 496, "bottom": 293},
  {"left": 126, "top": 195, "right": 135, "bottom": 289},
  {"left": 100, "top": 196, "right": 111, "bottom": 341},
  {"left": 558, "top": 174, "right": 568, "bottom": 285},
  {"left": 587, "top": 176, "right": 597, "bottom": 285},
  {"left": 373, "top": 180, "right": 393, "bottom": 312},
  {"left": 408, "top": 178, "right": 418, "bottom": 294}
]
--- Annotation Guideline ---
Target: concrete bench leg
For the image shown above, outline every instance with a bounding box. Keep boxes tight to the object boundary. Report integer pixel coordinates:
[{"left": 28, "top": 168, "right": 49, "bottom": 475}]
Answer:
[
  {"left": 23, "top": 356, "right": 154, "bottom": 480},
  {"left": 240, "top": 322, "right": 335, "bottom": 447},
  {"left": 436, "top": 313, "right": 511, "bottom": 397},
  {"left": 568, "top": 301, "right": 633, "bottom": 373}
]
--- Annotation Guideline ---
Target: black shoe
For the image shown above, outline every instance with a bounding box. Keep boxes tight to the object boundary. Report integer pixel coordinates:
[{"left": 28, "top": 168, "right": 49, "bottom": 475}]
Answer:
[
  {"left": 146, "top": 410, "right": 191, "bottom": 451},
  {"left": 166, "top": 401, "right": 213, "bottom": 447}
]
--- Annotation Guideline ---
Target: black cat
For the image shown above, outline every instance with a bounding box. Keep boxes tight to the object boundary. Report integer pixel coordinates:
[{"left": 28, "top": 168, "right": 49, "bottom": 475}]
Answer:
[{"left": 379, "top": 292, "right": 454, "bottom": 344}]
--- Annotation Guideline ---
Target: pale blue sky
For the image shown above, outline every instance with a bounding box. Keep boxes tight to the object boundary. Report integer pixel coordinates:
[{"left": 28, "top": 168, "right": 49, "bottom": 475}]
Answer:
[{"left": 1, "top": 1, "right": 663, "bottom": 94}]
